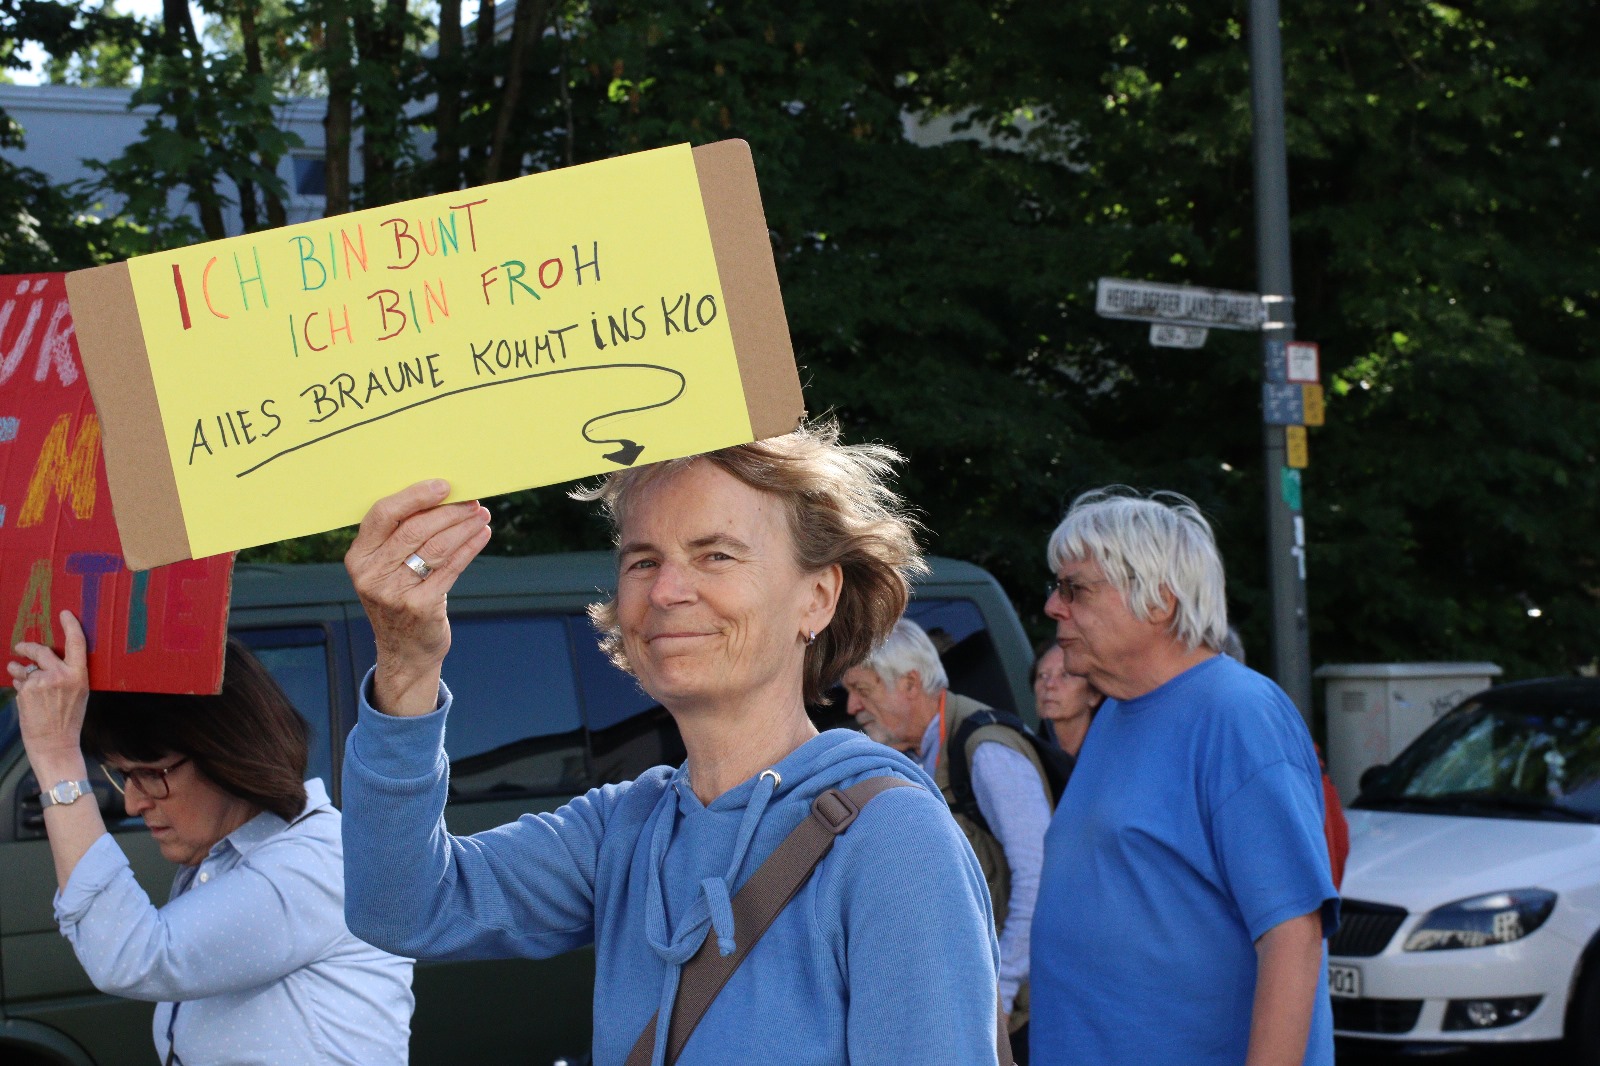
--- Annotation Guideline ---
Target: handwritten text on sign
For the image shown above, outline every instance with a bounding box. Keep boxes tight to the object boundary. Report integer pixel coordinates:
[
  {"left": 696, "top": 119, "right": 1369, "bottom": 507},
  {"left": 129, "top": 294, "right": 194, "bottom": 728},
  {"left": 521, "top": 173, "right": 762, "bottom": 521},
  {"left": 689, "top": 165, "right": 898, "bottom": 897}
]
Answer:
[
  {"left": 124, "top": 144, "right": 751, "bottom": 559},
  {"left": 0, "top": 274, "right": 231, "bottom": 694}
]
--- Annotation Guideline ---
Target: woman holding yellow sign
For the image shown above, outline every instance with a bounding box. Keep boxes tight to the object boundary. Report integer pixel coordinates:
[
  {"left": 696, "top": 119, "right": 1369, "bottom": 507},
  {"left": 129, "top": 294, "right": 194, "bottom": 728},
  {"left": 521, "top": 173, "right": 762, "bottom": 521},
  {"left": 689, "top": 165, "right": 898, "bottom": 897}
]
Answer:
[{"left": 339, "top": 422, "right": 1006, "bottom": 1065}]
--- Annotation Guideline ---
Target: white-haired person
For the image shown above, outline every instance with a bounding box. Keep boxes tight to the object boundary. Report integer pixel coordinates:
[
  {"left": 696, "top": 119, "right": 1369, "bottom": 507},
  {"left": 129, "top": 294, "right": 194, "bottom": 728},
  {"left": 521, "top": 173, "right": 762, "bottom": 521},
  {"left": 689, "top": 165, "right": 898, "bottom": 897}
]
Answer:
[
  {"left": 1029, "top": 488, "right": 1337, "bottom": 1066},
  {"left": 841, "top": 618, "right": 1053, "bottom": 1054}
]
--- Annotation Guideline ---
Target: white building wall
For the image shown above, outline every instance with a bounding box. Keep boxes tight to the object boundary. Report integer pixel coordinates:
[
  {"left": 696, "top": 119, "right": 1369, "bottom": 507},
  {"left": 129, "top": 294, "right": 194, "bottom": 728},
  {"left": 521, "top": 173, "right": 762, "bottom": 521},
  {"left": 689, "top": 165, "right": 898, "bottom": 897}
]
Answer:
[{"left": 0, "top": 83, "right": 343, "bottom": 236}]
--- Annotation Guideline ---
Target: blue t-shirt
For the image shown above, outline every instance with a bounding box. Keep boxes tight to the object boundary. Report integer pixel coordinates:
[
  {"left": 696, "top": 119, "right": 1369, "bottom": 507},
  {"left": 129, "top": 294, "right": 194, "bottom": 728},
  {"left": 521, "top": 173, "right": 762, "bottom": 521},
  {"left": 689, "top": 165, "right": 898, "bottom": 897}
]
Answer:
[{"left": 1030, "top": 654, "right": 1338, "bottom": 1066}]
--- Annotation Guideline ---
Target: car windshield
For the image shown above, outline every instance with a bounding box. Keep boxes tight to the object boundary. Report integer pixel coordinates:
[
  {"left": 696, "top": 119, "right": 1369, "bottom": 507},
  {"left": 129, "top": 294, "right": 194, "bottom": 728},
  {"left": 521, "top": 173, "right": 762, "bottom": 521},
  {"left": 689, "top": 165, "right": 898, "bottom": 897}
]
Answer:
[{"left": 1361, "top": 697, "right": 1600, "bottom": 822}]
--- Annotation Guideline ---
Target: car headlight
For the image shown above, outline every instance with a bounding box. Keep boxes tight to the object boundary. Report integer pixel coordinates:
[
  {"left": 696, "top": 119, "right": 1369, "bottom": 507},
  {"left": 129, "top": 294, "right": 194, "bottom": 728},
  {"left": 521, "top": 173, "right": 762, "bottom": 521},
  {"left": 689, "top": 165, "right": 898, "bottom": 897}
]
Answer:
[{"left": 1403, "top": 889, "right": 1557, "bottom": 952}]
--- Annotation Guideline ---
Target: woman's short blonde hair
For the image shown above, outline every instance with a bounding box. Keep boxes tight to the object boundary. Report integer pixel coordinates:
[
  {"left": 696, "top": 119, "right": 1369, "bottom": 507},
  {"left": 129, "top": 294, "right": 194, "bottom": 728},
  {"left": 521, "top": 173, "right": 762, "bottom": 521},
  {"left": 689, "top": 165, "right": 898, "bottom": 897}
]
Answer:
[{"left": 573, "top": 420, "right": 925, "bottom": 704}]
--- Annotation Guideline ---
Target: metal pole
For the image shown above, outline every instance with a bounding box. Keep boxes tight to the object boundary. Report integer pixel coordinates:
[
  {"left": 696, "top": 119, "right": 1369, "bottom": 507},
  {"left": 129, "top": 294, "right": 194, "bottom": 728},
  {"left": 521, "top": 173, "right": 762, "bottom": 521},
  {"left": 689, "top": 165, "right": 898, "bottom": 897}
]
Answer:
[{"left": 1249, "top": 0, "right": 1314, "bottom": 721}]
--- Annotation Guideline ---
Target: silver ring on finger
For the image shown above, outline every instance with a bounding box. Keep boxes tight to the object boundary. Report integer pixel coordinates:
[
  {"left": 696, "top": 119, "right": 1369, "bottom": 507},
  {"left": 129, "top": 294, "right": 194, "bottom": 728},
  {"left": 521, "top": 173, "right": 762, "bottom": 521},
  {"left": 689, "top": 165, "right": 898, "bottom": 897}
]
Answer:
[
  {"left": 403, "top": 553, "right": 435, "bottom": 579},
  {"left": 22, "top": 663, "right": 40, "bottom": 676}
]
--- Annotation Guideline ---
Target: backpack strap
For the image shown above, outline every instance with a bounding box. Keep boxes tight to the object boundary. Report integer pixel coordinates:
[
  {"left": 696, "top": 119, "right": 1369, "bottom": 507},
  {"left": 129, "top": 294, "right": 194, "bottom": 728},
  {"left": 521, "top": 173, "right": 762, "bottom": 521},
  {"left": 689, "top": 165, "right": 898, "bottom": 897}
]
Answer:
[
  {"left": 947, "top": 708, "right": 1039, "bottom": 832},
  {"left": 624, "top": 775, "right": 914, "bottom": 1066}
]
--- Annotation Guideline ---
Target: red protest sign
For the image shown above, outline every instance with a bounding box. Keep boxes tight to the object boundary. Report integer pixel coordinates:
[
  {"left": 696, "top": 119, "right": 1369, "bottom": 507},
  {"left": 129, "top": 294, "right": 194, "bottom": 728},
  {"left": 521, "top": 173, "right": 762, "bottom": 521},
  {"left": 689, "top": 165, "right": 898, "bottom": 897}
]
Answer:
[{"left": 2, "top": 273, "right": 231, "bottom": 694}]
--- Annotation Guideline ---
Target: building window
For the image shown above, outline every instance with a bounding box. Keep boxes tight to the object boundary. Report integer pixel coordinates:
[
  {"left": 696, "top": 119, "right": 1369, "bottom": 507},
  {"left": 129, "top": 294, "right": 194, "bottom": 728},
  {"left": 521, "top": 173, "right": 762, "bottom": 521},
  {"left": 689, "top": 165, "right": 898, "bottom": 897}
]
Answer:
[{"left": 292, "top": 155, "right": 326, "bottom": 197}]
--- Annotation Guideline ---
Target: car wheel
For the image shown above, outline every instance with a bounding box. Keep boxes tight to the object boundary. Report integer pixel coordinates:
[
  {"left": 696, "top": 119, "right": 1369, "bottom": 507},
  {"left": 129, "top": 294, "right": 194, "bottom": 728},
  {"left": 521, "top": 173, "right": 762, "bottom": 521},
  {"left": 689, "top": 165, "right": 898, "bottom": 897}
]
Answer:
[{"left": 1570, "top": 959, "right": 1600, "bottom": 1064}]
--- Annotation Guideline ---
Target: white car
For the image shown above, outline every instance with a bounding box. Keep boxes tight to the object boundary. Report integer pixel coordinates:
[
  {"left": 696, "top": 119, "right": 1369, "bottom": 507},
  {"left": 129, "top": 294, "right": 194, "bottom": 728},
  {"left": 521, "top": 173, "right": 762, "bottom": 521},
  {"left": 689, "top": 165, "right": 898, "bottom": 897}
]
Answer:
[{"left": 1330, "top": 678, "right": 1600, "bottom": 1057}]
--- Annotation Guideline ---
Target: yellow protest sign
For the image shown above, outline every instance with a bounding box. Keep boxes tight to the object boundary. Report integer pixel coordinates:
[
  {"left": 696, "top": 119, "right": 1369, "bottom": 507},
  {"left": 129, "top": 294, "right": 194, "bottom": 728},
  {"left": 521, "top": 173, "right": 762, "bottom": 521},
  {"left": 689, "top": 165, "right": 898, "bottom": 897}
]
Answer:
[{"left": 67, "top": 141, "right": 803, "bottom": 568}]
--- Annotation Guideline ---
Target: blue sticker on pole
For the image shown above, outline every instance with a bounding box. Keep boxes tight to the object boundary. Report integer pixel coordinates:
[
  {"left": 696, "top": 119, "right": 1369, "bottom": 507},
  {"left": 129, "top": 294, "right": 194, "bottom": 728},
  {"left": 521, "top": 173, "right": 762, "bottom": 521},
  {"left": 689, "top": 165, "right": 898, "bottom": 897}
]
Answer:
[
  {"left": 1281, "top": 467, "right": 1302, "bottom": 511},
  {"left": 1263, "top": 383, "right": 1304, "bottom": 425},
  {"left": 1263, "top": 340, "right": 1288, "bottom": 383}
]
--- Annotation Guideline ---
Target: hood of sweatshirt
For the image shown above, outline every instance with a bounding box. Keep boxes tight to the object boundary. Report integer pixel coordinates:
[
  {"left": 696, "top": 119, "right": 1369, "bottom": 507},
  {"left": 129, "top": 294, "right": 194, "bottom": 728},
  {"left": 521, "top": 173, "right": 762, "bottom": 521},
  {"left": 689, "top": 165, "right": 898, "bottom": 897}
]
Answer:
[{"left": 637, "top": 728, "right": 933, "bottom": 1064}]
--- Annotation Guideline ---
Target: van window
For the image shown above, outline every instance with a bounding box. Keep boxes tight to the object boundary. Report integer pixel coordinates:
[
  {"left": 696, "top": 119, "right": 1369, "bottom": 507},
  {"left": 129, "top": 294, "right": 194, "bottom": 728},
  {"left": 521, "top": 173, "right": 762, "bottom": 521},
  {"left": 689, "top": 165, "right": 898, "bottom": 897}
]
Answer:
[
  {"left": 569, "top": 617, "right": 654, "bottom": 731},
  {"left": 442, "top": 615, "right": 588, "bottom": 801},
  {"left": 236, "top": 627, "right": 335, "bottom": 786},
  {"left": 910, "top": 598, "right": 1014, "bottom": 714},
  {"left": 568, "top": 617, "right": 685, "bottom": 784},
  {"left": 0, "top": 696, "right": 15, "bottom": 760}
]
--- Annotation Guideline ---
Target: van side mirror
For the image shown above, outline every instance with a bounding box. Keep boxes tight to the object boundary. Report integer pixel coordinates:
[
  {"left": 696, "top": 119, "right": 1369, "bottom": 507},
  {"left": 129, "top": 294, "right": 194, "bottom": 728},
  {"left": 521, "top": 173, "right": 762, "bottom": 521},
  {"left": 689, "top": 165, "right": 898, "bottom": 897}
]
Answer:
[{"left": 1359, "top": 763, "right": 1389, "bottom": 797}]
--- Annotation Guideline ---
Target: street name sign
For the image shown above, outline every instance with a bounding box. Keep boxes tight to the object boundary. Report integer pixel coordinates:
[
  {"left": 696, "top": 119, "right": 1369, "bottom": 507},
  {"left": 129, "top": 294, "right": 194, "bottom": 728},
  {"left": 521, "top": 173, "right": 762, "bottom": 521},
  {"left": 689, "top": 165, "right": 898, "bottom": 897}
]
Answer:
[
  {"left": 1096, "top": 277, "right": 1267, "bottom": 331},
  {"left": 1149, "top": 324, "right": 1208, "bottom": 349}
]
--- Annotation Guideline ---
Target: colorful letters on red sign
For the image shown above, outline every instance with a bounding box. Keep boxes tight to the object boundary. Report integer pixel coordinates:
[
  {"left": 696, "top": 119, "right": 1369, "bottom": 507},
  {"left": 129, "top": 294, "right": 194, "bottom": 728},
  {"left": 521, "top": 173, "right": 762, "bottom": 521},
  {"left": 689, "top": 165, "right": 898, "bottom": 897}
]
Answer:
[{"left": 1, "top": 273, "right": 231, "bottom": 694}]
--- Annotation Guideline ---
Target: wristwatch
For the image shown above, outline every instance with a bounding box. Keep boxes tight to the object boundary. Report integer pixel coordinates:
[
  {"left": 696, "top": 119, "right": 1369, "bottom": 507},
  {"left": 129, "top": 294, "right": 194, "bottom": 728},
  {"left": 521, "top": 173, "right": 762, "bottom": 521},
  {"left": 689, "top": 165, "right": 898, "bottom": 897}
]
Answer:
[{"left": 39, "top": 780, "right": 95, "bottom": 809}]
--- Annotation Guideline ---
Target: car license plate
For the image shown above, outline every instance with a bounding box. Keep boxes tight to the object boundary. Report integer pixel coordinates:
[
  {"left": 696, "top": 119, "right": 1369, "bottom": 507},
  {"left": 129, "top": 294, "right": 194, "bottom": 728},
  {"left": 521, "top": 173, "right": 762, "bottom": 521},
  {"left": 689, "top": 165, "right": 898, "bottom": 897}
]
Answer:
[{"left": 1328, "top": 963, "right": 1361, "bottom": 999}]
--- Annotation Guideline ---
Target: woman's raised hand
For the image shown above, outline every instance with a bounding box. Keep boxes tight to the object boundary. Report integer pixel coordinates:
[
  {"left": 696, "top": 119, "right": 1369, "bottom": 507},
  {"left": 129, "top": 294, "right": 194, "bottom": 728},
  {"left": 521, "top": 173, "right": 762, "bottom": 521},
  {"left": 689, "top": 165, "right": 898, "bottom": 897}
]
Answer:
[
  {"left": 10, "top": 610, "right": 91, "bottom": 772},
  {"left": 345, "top": 480, "right": 491, "bottom": 716}
]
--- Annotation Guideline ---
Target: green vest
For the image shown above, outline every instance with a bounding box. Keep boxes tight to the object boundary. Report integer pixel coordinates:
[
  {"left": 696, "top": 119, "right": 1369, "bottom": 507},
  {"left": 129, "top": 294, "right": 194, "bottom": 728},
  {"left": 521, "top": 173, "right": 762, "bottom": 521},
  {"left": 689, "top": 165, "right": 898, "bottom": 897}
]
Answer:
[{"left": 931, "top": 692, "right": 1050, "bottom": 1030}]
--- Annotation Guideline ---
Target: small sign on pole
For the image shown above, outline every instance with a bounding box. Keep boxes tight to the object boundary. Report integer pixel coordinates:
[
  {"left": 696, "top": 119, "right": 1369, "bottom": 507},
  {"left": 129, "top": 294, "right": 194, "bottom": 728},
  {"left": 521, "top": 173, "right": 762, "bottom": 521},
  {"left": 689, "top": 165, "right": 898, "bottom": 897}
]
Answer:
[
  {"left": 1262, "top": 383, "right": 1305, "bottom": 425},
  {"left": 1286, "top": 340, "right": 1320, "bottom": 383},
  {"left": 1285, "top": 425, "right": 1309, "bottom": 468},
  {"left": 1302, "top": 383, "right": 1325, "bottom": 426},
  {"left": 1149, "top": 324, "right": 1208, "bottom": 349}
]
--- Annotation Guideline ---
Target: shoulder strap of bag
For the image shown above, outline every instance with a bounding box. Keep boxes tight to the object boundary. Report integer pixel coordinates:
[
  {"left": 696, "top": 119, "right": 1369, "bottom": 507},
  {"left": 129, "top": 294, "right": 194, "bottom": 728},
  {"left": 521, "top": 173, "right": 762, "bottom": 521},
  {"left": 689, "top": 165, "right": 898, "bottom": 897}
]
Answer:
[
  {"left": 947, "top": 708, "right": 1053, "bottom": 827},
  {"left": 626, "top": 776, "right": 915, "bottom": 1066},
  {"left": 625, "top": 774, "right": 1016, "bottom": 1065}
]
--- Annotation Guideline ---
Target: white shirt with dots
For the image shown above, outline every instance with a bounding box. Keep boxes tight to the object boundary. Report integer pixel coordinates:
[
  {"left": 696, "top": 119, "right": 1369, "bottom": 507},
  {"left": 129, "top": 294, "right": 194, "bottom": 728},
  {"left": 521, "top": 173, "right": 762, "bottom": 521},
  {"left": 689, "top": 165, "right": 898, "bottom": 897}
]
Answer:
[{"left": 55, "top": 778, "right": 414, "bottom": 1064}]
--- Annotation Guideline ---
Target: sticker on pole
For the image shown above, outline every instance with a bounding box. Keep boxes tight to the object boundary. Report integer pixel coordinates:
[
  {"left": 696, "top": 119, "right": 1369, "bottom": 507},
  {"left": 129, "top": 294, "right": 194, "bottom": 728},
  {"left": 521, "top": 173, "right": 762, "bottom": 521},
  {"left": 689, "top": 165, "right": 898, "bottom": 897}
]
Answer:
[
  {"left": 1302, "top": 383, "right": 1325, "bottom": 426},
  {"left": 1286, "top": 340, "right": 1320, "bottom": 383},
  {"left": 1285, "top": 425, "right": 1309, "bottom": 469},
  {"left": 1263, "top": 383, "right": 1305, "bottom": 425}
]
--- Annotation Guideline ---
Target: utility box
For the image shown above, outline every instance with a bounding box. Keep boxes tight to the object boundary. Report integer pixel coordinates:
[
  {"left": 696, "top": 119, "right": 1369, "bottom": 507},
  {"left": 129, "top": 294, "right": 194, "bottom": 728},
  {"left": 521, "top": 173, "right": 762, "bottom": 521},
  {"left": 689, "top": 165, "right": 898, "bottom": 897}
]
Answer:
[{"left": 1316, "top": 662, "right": 1503, "bottom": 803}]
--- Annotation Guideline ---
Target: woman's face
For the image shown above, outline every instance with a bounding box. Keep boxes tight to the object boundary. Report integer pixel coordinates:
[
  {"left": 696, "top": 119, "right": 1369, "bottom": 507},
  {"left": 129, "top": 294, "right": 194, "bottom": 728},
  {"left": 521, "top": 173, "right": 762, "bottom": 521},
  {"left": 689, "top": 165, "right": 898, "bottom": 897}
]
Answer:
[
  {"left": 1033, "top": 644, "right": 1102, "bottom": 726},
  {"left": 105, "top": 753, "right": 259, "bottom": 867},
  {"left": 615, "top": 461, "right": 839, "bottom": 714}
]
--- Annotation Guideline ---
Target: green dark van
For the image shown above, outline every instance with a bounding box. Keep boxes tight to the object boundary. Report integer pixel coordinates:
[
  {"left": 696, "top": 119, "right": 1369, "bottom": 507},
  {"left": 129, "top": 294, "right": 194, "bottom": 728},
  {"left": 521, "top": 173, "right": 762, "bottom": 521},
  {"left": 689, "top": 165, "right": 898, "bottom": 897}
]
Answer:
[{"left": 0, "top": 553, "right": 1034, "bottom": 1065}]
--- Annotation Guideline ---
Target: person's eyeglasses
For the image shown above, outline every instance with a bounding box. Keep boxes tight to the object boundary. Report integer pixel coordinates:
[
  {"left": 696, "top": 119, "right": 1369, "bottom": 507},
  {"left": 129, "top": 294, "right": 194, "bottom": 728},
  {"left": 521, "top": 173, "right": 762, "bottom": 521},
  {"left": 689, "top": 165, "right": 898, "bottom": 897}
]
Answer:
[
  {"left": 101, "top": 757, "right": 189, "bottom": 801},
  {"left": 1045, "top": 576, "right": 1105, "bottom": 604}
]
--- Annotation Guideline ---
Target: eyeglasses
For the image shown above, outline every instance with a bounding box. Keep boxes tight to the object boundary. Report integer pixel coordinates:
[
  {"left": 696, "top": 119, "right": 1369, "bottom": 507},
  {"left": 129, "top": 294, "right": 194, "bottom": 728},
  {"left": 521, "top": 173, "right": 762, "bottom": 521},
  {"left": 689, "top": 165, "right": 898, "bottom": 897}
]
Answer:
[
  {"left": 101, "top": 757, "right": 189, "bottom": 801},
  {"left": 1045, "top": 576, "right": 1106, "bottom": 604}
]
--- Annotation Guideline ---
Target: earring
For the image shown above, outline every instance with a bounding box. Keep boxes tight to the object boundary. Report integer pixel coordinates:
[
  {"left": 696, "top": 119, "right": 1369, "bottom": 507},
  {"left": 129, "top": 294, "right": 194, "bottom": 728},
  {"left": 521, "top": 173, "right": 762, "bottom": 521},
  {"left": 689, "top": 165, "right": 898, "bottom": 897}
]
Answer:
[{"left": 805, "top": 630, "right": 817, "bottom": 646}]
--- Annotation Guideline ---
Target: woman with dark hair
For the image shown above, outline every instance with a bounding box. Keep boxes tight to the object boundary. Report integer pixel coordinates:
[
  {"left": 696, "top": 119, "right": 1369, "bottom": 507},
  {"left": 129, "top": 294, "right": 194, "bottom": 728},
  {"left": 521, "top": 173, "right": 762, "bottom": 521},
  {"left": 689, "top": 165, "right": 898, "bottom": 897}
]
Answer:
[
  {"left": 8, "top": 612, "right": 413, "bottom": 1065},
  {"left": 339, "top": 421, "right": 1002, "bottom": 1065}
]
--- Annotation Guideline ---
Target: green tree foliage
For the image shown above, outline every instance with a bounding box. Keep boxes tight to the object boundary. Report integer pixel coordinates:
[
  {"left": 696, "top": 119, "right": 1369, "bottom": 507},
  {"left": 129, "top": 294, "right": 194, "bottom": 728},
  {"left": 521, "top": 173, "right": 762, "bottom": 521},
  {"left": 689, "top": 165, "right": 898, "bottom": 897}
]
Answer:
[
  {"left": 42, "top": 0, "right": 139, "bottom": 87},
  {"left": 1283, "top": 0, "right": 1600, "bottom": 677},
  {"left": 13, "top": 0, "right": 1600, "bottom": 680},
  {"left": 533, "top": 0, "right": 1600, "bottom": 679},
  {"left": 0, "top": 0, "right": 147, "bottom": 270},
  {"left": 85, "top": 0, "right": 305, "bottom": 246}
]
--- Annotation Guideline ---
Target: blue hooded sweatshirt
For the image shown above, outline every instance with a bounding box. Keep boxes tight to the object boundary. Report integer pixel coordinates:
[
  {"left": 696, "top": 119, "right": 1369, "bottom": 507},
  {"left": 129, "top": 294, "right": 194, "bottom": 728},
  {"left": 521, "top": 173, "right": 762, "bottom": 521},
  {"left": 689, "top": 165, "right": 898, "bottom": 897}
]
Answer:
[{"left": 342, "top": 677, "right": 1000, "bottom": 1066}]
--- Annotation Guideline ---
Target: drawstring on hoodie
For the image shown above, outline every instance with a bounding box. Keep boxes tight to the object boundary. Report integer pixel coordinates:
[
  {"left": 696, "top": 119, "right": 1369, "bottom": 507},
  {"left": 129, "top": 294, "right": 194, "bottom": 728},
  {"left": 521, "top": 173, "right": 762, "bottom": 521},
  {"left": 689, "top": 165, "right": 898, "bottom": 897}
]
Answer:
[{"left": 642, "top": 768, "right": 781, "bottom": 1066}]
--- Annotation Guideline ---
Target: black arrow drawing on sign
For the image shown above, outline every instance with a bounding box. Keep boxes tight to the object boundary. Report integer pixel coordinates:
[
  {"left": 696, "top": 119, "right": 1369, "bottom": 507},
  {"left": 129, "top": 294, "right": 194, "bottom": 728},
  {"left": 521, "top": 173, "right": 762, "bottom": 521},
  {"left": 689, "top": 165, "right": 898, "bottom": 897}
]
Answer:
[
  {"left": 581, "top": 365, "right": 687, "bottom": 466},
  {"left": 234, "top": 361, "right": 690, "bottom": 478}
]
